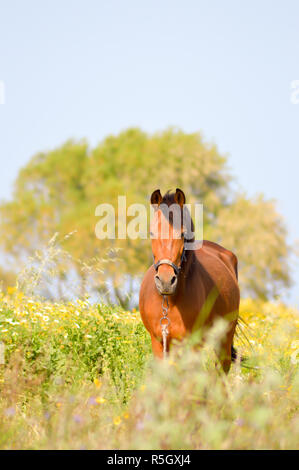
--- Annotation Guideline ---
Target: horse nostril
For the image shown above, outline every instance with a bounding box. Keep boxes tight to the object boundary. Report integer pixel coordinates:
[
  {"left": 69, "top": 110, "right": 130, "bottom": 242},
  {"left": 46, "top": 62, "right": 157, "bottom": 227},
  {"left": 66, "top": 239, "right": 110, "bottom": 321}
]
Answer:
[
  {"left": 155, "top": 274, "right": 160, "bottom": 282},
  {"left": 170, "top": 275, "right": 177, "bottom": 285}
]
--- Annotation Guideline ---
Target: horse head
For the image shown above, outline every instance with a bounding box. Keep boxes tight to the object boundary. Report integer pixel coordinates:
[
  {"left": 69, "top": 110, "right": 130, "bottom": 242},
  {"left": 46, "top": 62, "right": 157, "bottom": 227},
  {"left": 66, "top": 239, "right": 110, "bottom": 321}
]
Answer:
[{"left": 150, "top": 188, "right": 189, "bottom": 295}]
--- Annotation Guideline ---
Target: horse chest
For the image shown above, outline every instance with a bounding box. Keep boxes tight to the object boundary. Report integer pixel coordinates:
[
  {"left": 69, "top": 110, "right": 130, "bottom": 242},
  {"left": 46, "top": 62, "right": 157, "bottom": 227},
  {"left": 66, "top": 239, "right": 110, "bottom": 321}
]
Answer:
[{"left": 151, "top": 306, "right": 192, "bottom": 341}]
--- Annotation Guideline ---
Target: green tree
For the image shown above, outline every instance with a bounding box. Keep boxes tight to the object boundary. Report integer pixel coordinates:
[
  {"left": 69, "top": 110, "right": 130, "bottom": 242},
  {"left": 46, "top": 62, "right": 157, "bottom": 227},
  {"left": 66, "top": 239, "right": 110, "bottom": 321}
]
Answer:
[
  {"left": 210, "top": 194, "right": 291, "bottom": 299},
  {"left": 0, "top": 128, "right": 292, "bottom": 302}
]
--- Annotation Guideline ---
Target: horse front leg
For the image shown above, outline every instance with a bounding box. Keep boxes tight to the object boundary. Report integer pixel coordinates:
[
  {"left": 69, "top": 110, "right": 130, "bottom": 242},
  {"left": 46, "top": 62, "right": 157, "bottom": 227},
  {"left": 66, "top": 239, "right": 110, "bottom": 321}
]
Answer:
[{"left": 150, "top": 334, "right": 165, "bottom": 359}]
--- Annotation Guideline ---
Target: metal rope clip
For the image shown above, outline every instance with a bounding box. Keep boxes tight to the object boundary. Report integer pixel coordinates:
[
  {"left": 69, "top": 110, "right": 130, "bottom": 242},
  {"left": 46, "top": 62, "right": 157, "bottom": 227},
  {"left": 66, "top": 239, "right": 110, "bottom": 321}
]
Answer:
[{"left": 160, "top": 295, "right": 170, "bottom": 359}]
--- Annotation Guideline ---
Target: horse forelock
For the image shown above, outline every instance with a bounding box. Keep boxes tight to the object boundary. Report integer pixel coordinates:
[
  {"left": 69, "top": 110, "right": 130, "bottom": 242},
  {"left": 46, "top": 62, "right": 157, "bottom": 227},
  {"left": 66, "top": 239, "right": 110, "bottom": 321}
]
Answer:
[{"left": 159, "top": 191, "right": 194, "bottom": 237}]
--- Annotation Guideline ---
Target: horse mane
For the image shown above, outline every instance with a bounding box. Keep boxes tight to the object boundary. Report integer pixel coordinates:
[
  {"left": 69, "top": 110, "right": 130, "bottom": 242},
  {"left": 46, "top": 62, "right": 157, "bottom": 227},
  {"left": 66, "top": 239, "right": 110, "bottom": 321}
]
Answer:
[{"left": 161, "top": 190, "right": 177, "bottom": 206}]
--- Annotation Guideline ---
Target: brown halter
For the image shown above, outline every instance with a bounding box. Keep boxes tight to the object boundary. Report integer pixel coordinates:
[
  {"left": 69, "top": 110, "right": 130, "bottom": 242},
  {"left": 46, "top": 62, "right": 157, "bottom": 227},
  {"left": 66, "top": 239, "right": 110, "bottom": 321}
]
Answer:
[{"left": 153, "top": 244, "right": 187, "bottom": 276}]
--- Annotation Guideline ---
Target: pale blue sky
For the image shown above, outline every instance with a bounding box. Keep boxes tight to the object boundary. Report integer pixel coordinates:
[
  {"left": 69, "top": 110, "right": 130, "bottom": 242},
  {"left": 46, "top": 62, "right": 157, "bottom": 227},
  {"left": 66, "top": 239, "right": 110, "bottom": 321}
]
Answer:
[{"left": 0, "top": 0, "right": 298, "bottom": 304}]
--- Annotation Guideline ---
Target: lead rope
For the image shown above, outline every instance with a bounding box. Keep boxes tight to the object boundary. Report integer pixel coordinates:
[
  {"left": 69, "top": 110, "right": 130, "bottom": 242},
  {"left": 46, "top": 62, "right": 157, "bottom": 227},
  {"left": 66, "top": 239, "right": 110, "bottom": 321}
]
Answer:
[{"left": 160, "top": 295, "right": 170, "bottom": 359}]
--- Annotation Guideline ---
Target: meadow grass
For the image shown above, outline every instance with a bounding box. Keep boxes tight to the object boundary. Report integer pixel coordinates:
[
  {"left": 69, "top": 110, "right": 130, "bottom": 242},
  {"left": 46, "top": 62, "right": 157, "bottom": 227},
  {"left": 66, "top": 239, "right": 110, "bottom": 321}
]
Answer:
[{"left": 0, "top": 290, "right": 298, "bottom": 449}]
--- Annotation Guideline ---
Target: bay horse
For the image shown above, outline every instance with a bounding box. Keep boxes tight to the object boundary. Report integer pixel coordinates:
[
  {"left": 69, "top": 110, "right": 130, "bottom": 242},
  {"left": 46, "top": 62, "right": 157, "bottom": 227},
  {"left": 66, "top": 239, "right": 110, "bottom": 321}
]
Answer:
[{"left": 139, "top": 188, "right": 240, "bottom": 373}]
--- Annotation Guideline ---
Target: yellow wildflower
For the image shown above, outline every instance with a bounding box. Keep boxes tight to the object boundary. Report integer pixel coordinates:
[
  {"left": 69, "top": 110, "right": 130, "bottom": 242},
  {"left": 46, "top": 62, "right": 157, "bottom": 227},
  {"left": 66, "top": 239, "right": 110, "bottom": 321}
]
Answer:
[
  {"left": 168, "top": 360, "right": 177, "bottom": 367},
  {"left": 95, "top": 396, "right": 106, "bottom": 404},
  {"left": 113, "top": 416, "right": 122, "bottom": 426},
  {"left": 94, "top": 378, "right": 102, "bottom": 388}
]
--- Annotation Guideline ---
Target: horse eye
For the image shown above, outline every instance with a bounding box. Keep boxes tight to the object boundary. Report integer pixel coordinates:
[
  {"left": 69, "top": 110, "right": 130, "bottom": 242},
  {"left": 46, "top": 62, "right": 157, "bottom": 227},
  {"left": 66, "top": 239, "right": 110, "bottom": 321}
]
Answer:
[{"left": 150, "top": 231, "right": 154, "bottom": 237}]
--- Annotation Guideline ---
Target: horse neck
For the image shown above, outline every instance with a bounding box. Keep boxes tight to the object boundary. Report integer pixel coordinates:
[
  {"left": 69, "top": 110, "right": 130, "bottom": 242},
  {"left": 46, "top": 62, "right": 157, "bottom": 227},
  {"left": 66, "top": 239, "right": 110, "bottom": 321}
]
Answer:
[
  {"left": 170, "top": 249, "right": 195, "bottom": 303},
  {"left": 182, "top": 248, "right": 195, "bottom": 277}
]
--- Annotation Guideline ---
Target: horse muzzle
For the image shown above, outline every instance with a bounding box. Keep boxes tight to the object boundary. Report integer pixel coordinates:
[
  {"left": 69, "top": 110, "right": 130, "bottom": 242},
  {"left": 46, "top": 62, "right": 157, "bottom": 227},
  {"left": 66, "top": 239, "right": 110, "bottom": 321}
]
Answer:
[{"left": 154, "top": 272, "right": 178, "bottom": 295}]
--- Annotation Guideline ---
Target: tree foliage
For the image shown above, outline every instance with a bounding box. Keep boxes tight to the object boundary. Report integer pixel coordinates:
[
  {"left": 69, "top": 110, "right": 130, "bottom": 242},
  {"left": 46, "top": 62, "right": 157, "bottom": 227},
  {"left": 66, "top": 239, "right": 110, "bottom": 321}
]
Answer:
[{"left": 0, "top": 128, "right": 292, "bottom": 302}]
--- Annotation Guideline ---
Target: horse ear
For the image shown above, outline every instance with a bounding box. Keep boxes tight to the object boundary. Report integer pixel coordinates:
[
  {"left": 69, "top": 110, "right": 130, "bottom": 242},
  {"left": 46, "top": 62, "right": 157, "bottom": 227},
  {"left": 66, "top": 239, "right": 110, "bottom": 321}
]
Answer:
[
  {"left": 174, "top": 188, "right": 186, "bottom": 207},
  {"left": 150, "top": 189, "right": 162, "bottom": 206}
]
